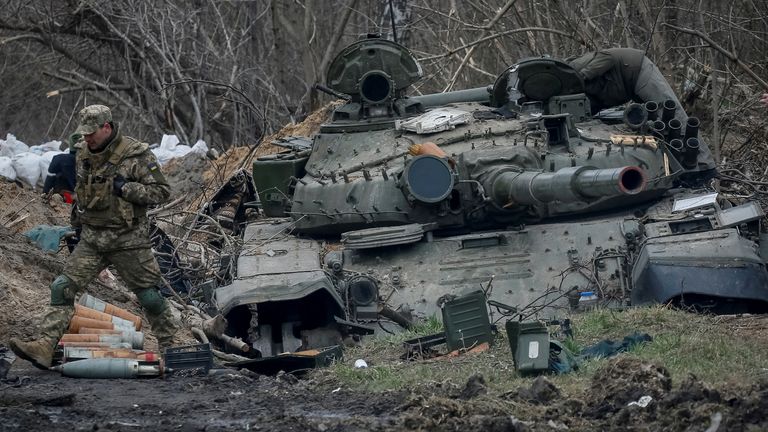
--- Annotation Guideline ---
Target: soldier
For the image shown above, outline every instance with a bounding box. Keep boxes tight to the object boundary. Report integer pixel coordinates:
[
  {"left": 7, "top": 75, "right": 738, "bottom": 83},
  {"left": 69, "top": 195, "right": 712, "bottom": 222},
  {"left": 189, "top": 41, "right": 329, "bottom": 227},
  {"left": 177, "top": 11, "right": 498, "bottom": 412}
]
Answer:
[
  {"left": 10, "top": 105, "right": 178, "bottom": 369},
  {"left": 568, "top": 48, "right": 715, "bottom": 172},
  {"left": 42, "top": 133, "right": 80, "bottom": 204}
]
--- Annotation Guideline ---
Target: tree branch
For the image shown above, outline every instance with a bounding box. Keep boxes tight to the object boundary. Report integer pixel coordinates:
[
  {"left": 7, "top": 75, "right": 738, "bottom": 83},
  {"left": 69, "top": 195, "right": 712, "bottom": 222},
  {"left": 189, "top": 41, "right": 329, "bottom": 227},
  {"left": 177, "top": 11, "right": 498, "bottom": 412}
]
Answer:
[
  {"left": 442, "top": 0, "right": 517, "bottom": 92},
  {"left": 418, "top": 27, "right": 577, "bottom": 62},
  {"left": 663, "top": 23, "right": 768, "bottom": 90}
]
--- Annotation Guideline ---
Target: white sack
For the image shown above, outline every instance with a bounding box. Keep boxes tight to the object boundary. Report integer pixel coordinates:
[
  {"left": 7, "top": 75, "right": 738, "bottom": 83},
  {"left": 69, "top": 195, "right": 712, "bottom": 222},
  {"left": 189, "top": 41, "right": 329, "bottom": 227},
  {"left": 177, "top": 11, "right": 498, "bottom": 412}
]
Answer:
[
  {"left": 0, "top": 156, "right": 15, "bottom": 181},
  {"left": 11, "top": 152, "right": 42, "bottom": 187}
]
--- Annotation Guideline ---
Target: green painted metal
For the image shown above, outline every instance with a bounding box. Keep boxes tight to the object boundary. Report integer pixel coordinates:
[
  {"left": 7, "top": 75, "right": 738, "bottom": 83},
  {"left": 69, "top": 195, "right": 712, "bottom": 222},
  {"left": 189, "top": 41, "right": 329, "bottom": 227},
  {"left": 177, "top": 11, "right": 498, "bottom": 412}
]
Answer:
[
  {"left": 506, "top": 320, "right": 549, "bottom": 373},
  {"left": 252, "top": 153, "right": 308, "bottom": 217},
  {"left": 441, "top": 291, "right": 493, "bottom": 351}
]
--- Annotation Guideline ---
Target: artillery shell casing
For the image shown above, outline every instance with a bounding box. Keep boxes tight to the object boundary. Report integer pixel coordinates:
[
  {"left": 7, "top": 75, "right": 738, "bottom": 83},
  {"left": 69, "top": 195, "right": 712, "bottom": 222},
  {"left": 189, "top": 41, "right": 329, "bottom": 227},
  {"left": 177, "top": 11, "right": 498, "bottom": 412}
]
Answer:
[
  {"left": 58, "top": 342, "right": 133, "bottom": 349},
  {"left": 60, "top": 333, "right": 123, "bottom": 344},
  {"left": 68, "top": 316, "right": 136, "bottom": 333},
  {"left": 63, "top": 346, "right": 159, "bottom": 362},
  {"left": 74, "top": 305, "right": 138, "bottom": 331},
  {"left": 52, "top": 358, "right": 161, "bottom": 379},
  {"left": 78, "top": 327, "right": 145, "bottom": 349},
  {"left": 78, "top": 294, "right": 143, "bottom": 330}
]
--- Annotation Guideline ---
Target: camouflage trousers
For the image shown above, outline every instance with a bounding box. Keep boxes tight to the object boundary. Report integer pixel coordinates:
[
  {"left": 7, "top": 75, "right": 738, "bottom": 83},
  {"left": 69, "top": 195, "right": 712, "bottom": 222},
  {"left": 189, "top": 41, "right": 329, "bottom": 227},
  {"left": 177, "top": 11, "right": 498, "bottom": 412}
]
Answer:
[{"left": 39, "top": 228, "right": 178, "bottom": 348}]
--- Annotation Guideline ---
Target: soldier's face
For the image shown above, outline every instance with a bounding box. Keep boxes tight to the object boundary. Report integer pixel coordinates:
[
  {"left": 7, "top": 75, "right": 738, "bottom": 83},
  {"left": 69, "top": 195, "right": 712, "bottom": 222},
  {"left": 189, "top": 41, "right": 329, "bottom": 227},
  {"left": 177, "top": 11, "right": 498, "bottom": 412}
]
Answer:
[{"left": 84, "top": 123, "right": 112, "bottom": 150}]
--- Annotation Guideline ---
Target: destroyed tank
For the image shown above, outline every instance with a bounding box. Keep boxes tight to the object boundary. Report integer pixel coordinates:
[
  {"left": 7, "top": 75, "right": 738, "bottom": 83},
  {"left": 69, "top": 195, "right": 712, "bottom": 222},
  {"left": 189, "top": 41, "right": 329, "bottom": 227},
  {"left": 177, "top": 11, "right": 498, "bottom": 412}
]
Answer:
[{"left": 214, "top": 36, "right": 768, "bottom": 357}]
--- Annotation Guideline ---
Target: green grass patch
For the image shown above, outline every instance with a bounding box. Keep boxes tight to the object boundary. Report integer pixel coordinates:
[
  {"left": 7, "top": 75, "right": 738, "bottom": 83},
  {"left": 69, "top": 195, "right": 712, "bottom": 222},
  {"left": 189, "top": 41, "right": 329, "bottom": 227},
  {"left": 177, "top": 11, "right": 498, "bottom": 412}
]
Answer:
[{"left": 313, "top": 306, "right": 768, "bottom": 393}]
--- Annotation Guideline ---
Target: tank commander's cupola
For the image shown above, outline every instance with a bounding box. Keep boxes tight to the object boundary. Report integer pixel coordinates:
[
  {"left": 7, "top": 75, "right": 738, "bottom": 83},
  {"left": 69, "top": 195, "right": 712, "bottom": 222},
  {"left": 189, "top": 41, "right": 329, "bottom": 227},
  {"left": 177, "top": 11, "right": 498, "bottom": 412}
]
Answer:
[
  {"left": 492, "top": 58, "right": 588, "bottom": 119},
  {"left": 325, "top": 35, "right": 422, "bottom": 121}
]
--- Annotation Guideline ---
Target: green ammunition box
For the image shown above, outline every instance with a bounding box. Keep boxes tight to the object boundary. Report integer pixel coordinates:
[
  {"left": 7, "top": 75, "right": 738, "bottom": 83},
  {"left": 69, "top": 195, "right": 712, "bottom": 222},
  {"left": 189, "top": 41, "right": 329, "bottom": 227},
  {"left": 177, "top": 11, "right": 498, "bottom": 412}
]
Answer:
[
  {"left": 506, "top": 320, "right": 550, "bottom": 373},
  {"left": 252, "top": 153, "right": 308, "bottom": 217},
  {"left": 441, "top": 291, "right": 493, "bottom": 351}
]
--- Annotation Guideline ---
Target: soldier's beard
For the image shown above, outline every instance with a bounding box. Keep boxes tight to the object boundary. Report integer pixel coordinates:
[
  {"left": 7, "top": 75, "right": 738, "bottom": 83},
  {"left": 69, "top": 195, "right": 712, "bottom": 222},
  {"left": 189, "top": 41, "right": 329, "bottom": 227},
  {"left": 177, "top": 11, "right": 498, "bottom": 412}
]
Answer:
[{"left": 89, "top": 124, "right": 118, "bottom": 153}]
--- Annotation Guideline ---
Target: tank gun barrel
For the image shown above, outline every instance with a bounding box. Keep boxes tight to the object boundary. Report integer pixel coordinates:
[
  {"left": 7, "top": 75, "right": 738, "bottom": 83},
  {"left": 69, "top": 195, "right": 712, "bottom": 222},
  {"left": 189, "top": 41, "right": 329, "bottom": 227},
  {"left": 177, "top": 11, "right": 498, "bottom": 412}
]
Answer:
[
  {"left": 490, "top": 166, "right": 647, "bottom": 208},
  {"left": 409, "top": 86, "right": 491, "bottom": 108}
]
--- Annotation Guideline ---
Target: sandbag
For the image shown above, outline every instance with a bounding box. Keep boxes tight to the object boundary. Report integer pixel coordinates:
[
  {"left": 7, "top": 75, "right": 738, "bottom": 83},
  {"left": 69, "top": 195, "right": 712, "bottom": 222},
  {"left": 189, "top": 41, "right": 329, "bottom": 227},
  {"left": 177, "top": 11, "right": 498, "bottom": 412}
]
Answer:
[
  {"left": 191, "top": 140, "right": 209, "bottom": 156},
  {"left": 11, "top": 152, "right": 42, "bottom": 187},
  {"left": 159, "top": 134, "right": 180, "bottom": 151},
  {"left": 29, "top": 140, "right": 63, "bottom": 155},
  {"left": 0, "top": 133, "right": 29, "bottom": 158},
  {"left": 0, "top": 156, "right": 15, "bottom": 181}
]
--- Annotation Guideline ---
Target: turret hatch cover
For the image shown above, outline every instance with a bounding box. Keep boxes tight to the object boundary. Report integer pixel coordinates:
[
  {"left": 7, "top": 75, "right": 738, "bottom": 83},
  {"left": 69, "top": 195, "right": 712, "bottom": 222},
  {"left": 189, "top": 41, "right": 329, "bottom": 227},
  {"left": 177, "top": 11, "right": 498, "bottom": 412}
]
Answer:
[
  {"left": 492, "top": 58, "right": 584, "bottom": 106},
  {"left": 326, "top": 38, "right": 422, "bottom": 96}
]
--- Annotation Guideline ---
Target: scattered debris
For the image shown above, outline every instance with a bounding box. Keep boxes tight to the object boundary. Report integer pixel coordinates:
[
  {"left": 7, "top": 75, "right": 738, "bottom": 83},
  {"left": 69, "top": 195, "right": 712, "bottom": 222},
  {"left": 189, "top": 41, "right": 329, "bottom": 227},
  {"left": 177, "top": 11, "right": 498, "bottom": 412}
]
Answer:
[
  {"left": 587, "top": 357, "right": 671, "bottom": 415},
  {"left": 580, "top": 332, "right": 653, "bottom": 361},
  {"left": 705, "top": 412, "right": 723, "bottom": 432},
  {"left": 627, "top": 395, "right": 653, "bottom": 407},
  {"left": 22, "top": 225, "right": 72, "bottom": 252},
  {"left": 0, "top": 344, "right": 15, "bottom": 379},
  {"left": 229, "top": 345, "right": 343, "bottom": 376}
]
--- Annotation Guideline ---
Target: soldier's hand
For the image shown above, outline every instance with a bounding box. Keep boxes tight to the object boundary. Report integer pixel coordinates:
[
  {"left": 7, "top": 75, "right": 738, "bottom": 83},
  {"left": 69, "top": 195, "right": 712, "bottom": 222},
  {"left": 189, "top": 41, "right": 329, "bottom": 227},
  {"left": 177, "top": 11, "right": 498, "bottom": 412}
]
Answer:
[
  {"left": 761, "top": 93, "right": 768, "bottom": 108},
  {"left": 113, "top": 174, "right": 127, "bottom": 197}
]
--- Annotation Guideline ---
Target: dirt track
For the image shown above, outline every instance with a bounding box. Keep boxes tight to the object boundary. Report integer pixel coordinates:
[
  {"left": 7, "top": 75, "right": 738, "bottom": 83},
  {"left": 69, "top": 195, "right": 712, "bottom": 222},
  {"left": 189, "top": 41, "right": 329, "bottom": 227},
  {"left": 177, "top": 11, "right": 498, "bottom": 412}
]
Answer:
[
  {"left": 1, "top": 361, "right": 409, "bottom": 432},
  {"left": 2, "top": 356, "right": 767, "bottom": 431}
]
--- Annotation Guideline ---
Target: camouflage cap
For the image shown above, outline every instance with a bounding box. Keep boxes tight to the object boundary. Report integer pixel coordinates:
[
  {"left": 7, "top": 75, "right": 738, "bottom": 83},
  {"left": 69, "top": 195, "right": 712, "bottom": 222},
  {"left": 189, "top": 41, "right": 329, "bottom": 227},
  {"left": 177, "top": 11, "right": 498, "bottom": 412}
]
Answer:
[{"left": 74, "top": 105, "right": 112, "bottom": 135}]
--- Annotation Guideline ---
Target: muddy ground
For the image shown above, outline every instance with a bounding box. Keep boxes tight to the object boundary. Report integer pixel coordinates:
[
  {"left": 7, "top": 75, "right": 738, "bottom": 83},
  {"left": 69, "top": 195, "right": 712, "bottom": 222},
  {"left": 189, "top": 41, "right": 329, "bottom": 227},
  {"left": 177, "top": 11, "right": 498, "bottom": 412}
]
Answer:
[{"left": 2, "top": 356, "right": 767, "bottom": 431}]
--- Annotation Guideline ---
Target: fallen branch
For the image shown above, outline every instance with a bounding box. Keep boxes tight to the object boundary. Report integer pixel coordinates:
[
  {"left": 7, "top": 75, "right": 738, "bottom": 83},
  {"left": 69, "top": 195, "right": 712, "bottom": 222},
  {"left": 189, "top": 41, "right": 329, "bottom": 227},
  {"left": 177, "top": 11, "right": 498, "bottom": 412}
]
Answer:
[
  {"left": 4, "top": 213, "right": 28, "bottom": 229},
  {"left": 147, "top": 195, "right": 186, "bottom": 216}
]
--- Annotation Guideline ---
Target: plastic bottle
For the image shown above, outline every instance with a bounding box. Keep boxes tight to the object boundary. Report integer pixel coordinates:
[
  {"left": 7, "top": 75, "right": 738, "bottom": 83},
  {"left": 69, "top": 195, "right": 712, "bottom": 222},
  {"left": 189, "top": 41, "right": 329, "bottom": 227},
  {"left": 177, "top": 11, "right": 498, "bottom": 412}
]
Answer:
[{"left": 578, "top": 291, "right": 599, "bottom": 311}]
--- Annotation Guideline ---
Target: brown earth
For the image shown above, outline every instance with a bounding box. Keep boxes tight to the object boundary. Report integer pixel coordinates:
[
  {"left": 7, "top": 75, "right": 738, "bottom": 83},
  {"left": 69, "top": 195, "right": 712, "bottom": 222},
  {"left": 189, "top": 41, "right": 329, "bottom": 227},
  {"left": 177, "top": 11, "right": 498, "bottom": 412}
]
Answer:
[{"left": 2, "top": 355, "right": 766, "bottom": 431}]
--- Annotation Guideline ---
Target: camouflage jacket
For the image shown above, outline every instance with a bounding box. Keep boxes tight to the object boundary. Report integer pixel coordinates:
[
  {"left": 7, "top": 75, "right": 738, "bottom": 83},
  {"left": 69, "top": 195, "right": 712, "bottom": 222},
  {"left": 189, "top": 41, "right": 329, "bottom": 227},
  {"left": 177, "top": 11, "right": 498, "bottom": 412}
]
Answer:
[
  {"left": 74, "top": 126, "right": 170, "bottom": 249},
  {"left": 568, "top": 48, "right": 645, "bottom": 113}
]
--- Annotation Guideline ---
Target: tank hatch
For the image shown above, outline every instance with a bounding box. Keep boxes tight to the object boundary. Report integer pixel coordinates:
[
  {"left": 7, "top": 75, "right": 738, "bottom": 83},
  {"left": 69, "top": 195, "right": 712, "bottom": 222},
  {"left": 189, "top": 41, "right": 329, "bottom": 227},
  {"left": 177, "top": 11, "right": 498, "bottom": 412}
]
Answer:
[
  {"left": 492, "top": 58, "right": 585, "bottom": 106},
  {"left": 326, "top": 36, "right": 423, "bottom": 103}
]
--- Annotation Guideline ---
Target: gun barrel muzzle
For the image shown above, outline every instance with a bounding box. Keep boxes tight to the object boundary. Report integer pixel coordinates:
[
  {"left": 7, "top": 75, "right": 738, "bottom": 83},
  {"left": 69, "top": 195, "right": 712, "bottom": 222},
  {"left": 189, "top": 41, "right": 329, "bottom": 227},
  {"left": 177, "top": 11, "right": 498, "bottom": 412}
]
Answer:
[
  {"left": 684, "top": 117, "right": 700, "bottom": 141},
  {"left": 623, "top": 103, "right": 648, "bottom": 130},
  {"left": 644, "top": 101, "right": 659, "bottom": 121},
  {"left": 668, "top": 139, "right": 684, "bottom": 159},
  {"left": 683, "top": 138, "right": 700, "bottom": 169},
  {"left": 667, "top": 119, "right": 682, "bottom": 140},
  {"left": 661, "top": 99, "right": 677, "bottom": 123},
  {"left": 651, "top": 120, "right": 666, "bottom": 139}
]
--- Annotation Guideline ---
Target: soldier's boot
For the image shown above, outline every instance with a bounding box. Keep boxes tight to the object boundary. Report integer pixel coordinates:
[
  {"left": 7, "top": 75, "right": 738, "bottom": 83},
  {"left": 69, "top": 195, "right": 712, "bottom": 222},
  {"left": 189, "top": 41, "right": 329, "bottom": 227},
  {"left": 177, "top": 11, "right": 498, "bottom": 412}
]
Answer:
[
  {"left": 136, "top": 288, "right": 180, "bottom": 353},
  {"left": 10, "top": 305, "right": 74, "bottom": 370}
]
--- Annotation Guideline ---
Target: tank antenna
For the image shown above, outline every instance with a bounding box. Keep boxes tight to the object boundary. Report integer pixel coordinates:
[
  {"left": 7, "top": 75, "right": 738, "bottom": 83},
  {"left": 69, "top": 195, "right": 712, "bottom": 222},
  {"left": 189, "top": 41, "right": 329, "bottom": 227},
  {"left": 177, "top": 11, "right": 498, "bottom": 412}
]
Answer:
[{"left": 388, "top": 0, "right": 398, "bottom": 44}]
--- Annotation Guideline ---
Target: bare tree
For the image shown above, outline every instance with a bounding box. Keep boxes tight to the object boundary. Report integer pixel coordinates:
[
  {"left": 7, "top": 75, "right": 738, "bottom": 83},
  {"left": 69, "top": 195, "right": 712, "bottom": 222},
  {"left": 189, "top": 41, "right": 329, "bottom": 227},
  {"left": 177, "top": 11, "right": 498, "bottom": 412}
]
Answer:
[{"left": 0, "top": 0, "right": 765, "bottom": 158}]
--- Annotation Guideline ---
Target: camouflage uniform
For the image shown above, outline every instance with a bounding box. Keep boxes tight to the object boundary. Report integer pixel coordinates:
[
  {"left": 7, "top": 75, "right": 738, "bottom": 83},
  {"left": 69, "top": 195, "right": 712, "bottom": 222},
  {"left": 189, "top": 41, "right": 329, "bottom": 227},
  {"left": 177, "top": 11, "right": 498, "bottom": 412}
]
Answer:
[{"left": 11, "top": 105, "right": 178, "bottom": 369}]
